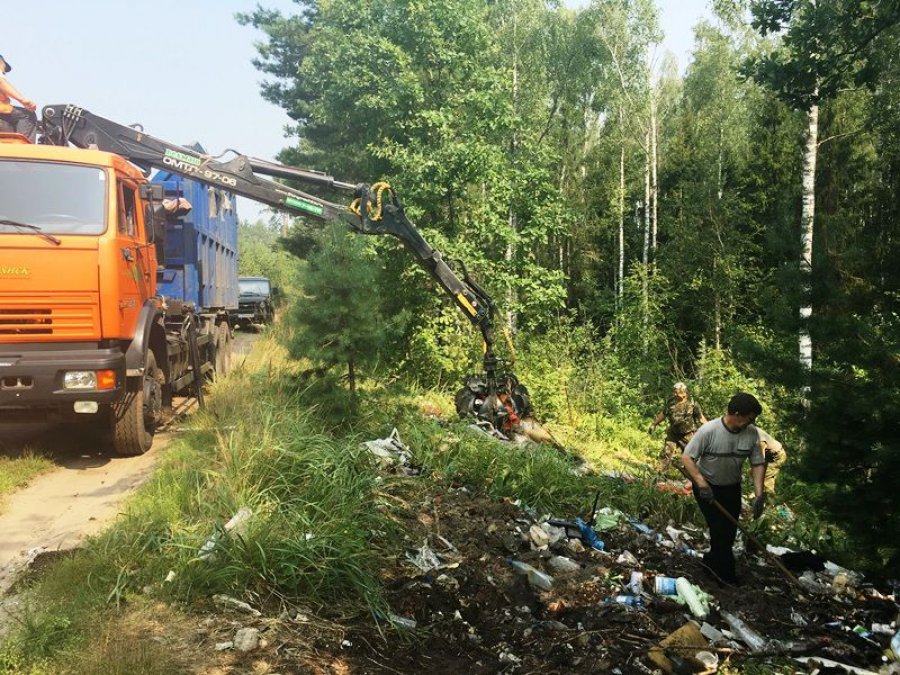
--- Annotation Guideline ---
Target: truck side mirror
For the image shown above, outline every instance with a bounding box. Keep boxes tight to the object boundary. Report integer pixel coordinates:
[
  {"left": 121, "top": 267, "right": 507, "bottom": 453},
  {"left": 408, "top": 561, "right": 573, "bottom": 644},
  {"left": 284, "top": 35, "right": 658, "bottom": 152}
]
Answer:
[
  {"left": 271, "top": 286, "right": 281, "bottom": 298},
  {"left": 139, "top": 183, "right": 165, "bottom": 201}
]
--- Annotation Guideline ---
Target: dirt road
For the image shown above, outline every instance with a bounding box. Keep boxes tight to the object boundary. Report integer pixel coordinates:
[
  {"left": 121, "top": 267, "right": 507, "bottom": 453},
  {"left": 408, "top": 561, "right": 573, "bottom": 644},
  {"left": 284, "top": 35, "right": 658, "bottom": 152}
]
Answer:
[
  {"left": 0, "top": 424, "right": 181, "bottom": 597},
  {"left": 0, "top": 331, "right": 258, "bottom": 589}
]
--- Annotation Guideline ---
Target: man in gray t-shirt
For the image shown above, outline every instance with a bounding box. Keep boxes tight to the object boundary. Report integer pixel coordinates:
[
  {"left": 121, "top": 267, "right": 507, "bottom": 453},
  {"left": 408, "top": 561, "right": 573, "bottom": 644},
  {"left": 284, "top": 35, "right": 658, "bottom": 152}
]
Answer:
[{"left": 682, "top": 392, "right": 766, "bottom": 584}]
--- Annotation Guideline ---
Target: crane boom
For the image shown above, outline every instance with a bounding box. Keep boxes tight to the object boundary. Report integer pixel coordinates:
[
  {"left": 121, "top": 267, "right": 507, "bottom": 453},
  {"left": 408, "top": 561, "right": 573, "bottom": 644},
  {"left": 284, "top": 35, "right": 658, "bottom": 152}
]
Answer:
[{"left": 40, "top": 103, "right": 500, "bottom": 375}]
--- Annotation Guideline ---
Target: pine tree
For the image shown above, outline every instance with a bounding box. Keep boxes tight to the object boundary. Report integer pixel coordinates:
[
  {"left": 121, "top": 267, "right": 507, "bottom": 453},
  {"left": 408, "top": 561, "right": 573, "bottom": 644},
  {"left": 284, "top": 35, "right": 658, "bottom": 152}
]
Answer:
[{"left": 289, "top": 223, "right": 390, "bottom": 393}]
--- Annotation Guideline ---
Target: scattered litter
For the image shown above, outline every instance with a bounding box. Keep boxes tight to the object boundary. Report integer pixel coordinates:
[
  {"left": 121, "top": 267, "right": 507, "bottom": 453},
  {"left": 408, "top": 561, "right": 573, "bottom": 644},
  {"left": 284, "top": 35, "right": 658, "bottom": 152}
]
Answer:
[
  {"left": 388, "top": 613, "right": 417, "bottom": 630},
  {"left": 722, "top": 611, "right": 768, "bottom": 652},
  {"left": 199, "top": 507, "right": 253, "bottom": 561},
  {"left": 164, "top": 570, "right": 176, "bottom": 583},
  {"left": 529, "top": 524, "right": 551, "bottom": 548},
  {"left": 468, "top": 421, "right": 509, "bottom": 441},
  {"left": 507, "top": 559, "right": 554, "bottom": 591},
  {"left": 406, "top": 540, "right": 443, "bottom": 574},
  {"left": 695, "top": 650, "right": 718, "bottom": 671},
  {"left": 576, "top": 517, "right": 605, "bottom": 551},
  {"left": 699, "top": 622, "right": 726, "bottom": 646},
  {"left": 499, "top": 650, "right": 521, "bottom": 665},
  {"left": 604, "top": 594, "right": 644, "bottom": 608},
  {"left": 212, "top": 594, "right": 262, "bottom": 617},
  {"left": 647, "top": 622, "right": 709, "bottom": 673},
  {"left": 363, "top": 428, "right": 417, "bottom": 473},
  {"left": 674, "top": 577, "right": 709, "bottom": 619},
  {"left": 233, "top": 627, "right": 260, "bottom": 652},
  {"left": 436, "top": 574, "right": 460, "bottom": 592},
  {"left": 628, "top": 571, "right": 644, "bottom": 594},
  {"left": 548, "top": 555, "right": 580, "bottom": 574},
  {"left": 653, "top": 575, "right": 679, "bottom": 596},
  {"left": 593, "top": 507, "right": 627, "bottom": 531},
  {"left": 630, "top": 519, "right": 654, "bottom": 535},
  {"left": 794, "top": 656, "right": 879, "bottom": 675},
  {"left": 214, "top": 641, "right": 233, "bottom": 651},
  {"left": 616, "top": 550, "right": 639, "bottom": 566}
]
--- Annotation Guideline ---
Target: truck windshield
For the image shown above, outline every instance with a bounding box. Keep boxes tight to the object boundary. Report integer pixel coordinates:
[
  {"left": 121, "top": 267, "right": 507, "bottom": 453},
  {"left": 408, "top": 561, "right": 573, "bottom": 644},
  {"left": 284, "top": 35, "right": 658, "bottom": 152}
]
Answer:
[
  {"left": 239, "top": 279, "right": 270, "bottom": 296},
  {"left": 0, "top": 160, "right": 107, "bottom": 235}
]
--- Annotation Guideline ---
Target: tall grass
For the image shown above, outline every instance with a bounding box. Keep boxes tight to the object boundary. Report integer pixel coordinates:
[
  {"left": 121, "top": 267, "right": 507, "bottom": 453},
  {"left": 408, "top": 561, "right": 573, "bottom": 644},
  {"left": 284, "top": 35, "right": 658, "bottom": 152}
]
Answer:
[{"left": 0, "top": 333, "right": 392, "bottom": 672}]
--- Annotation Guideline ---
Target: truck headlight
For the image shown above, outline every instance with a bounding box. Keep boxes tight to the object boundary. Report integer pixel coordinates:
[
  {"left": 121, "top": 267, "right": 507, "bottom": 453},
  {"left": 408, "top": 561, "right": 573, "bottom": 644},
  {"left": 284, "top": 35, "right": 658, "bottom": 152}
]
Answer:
[{"left": 64, "top": 371, "right": 97, "bottom": 389}]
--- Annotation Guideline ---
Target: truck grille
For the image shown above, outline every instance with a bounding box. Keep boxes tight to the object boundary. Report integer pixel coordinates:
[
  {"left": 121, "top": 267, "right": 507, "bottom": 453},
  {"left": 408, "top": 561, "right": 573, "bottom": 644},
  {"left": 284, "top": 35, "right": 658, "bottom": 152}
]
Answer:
[{"left": 0, "top": 296, "right": 99, "bottom": 339}]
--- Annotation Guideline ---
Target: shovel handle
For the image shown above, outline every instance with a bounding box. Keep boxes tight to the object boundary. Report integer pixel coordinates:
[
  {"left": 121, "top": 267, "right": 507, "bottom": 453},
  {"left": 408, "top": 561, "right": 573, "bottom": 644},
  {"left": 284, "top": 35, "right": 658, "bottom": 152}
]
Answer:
[{"left": 675, "top": 464, "right": 802, "bottom": 590}]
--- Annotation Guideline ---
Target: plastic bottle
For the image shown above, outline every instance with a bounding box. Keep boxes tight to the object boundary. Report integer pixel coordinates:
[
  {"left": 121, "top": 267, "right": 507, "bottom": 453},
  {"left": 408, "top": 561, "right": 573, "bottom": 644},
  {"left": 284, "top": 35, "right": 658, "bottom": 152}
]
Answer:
[
  {"left": 629, "top": 519, "right": 654, "bottom": 535},
  {"left": 652, "top": 575, "right": 678, "bottom": 596},
  {"left": 604, "top": 594, "right": 644, "bottom": 608},
  {"left": 892, "top": 630, "right": 900, "bottom": 659},
  {"left": 575, "top": 517, "right": 605, "bottom": 551},
  {"left": 722, "top": 611, "right": 768, "bottom": 652},
  {"left": 675, "top": 577, "right": 708, "bottom": 619},
  {"left": 507, "top": 559, "right": 555, "bottom": 591},
  {"left": 628, "top": 571, "right": 644, "bottom": 595}
]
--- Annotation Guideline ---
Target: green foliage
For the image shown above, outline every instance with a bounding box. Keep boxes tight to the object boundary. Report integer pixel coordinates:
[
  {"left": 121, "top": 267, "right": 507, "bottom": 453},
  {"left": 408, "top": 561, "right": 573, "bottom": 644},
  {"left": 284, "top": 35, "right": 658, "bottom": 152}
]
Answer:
[
  {"left": 287, "top": 222, "right": 398, "bottom": 391},
  {"left": 237, "top": 220, "right": 299, "bottom": 291},
  {"left": 234, "top": 0, "right": 900, "bottom": 577},
  {"left": 516, "top": 314, "right": 599, "bottom": 426}
]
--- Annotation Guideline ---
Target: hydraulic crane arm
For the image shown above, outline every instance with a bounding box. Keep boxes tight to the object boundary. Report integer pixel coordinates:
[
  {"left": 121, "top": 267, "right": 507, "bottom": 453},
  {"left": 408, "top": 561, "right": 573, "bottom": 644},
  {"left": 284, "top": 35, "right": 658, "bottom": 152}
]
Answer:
[{"left": 40, "top": 104, "right": 501, "bottom": 373}]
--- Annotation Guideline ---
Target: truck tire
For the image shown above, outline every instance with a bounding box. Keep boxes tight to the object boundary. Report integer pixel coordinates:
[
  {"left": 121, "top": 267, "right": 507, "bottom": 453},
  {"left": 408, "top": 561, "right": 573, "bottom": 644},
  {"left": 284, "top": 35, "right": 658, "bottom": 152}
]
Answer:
[{"left": 111, "top": 350, "right": 163, "bottom": 456}]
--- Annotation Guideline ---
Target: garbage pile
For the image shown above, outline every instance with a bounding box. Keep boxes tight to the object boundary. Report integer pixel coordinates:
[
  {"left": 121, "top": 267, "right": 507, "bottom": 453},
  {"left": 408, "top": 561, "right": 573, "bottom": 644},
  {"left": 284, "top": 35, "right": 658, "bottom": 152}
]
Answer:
[{"left": 346, "top": 487, "right": 899, "bottom": 674}]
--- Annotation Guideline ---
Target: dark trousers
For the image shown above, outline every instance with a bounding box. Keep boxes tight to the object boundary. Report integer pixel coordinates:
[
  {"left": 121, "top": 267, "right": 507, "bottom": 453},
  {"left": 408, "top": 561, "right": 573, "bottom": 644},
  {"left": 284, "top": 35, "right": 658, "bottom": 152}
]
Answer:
[
  {"left": 0, "top": 107, "right": 37, "bottom": 142},
  {"left": 693, "top": 482, "right": 742, "bottom": 582}
]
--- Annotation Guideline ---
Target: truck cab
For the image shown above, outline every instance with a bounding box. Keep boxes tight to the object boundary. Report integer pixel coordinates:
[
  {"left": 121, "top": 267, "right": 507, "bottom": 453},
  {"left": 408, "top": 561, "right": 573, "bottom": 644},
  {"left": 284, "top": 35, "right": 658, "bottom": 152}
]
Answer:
[
  {"left": 0, "top": 133, "right": 229, "bottom": 456},
  {"left": 0, "top": 135, "right": 158, "bottom": 425},
  {"left": 235, "top": 276, "right": 275, "bottom": 329}
]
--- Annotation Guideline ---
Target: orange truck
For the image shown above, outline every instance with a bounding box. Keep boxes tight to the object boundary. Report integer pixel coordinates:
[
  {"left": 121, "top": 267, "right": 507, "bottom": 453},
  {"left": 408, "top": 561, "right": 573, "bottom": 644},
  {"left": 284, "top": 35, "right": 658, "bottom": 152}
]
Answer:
[{"left": 0, "top": 131, "right": 230, "bottom": 456}]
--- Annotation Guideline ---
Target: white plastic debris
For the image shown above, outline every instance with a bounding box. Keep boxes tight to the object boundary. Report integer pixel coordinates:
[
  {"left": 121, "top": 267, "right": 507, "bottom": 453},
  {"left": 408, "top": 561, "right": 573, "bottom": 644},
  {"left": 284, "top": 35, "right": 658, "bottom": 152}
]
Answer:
[
  {"left": 548, "top": 556, "right": 580, "bottom": 574},
  {"left": 388, "top": 613, "right": 417, "bottom": 630},
  {"left": 722, "top": 611, "right": 768, "bottom": 652},
  {"left": 675, "top": 577, "right": 709, "bottom": 619},
  {"left": 214, "top": 641, "right": 233, "bottom": 651},
  {"left": 212, "top": 594, "right": 262, "bottom": 617},
  {"left": 529, "top": 524, "right": 551, "bottom": 548},
  {"left": 199, "top": 507, "right": 254, "bottom": 561},
  {"left": 499, "top": 651, "right": 522, "bottom": 664},
  {"left": 616, "top": 551, "right": 639, "bottom": 566},
  {"left": 700, "top": 622, "right": 726, "bottom": 645},
  {"left": 540, "top": 522, "right": 566, "bottom": 546},
  {"left": 794, "top": 657, "right": 879, "bottom": 675},
  {"left": 406, "top": 540, "right": 443, "bottom": 573},
  {"left": 233, "top": 627, "right": 260, "bottom": 652},
  {"left": 766, "top": 544, "right": 794, "bottom": 556},
  {"left": 363, "top": 428, "right": 412, "bottom": 468}
]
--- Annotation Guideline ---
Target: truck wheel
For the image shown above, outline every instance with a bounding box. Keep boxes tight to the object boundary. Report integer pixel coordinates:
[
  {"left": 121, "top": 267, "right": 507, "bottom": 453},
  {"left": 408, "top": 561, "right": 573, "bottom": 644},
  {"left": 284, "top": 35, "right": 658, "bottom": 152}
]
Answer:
[{"left": 111, "top": 350, "right": 163, "bottom": 456}]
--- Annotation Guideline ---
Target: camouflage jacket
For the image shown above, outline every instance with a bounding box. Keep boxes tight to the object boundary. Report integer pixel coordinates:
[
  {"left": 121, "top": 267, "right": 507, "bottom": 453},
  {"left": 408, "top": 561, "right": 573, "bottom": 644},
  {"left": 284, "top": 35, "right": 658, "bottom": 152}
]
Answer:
[{"left": 663, "top": 397, "right": 704, "bottom": 437}]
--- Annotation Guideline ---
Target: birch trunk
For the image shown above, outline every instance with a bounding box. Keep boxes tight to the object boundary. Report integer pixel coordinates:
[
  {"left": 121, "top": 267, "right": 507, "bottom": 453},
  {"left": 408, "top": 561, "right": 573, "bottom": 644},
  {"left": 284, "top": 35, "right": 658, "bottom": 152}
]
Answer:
[
  {"left": 506, "top": 11, "right": 519, "bottom": 333},
  {"left": 799, "top": 100, "right": 818, "bottom": 375},
  {"left": 618, "top": 142, "right": 625, "bottom": 306},
  {"left": 650, "top": 95, "right": 658, "bottom": 257}
]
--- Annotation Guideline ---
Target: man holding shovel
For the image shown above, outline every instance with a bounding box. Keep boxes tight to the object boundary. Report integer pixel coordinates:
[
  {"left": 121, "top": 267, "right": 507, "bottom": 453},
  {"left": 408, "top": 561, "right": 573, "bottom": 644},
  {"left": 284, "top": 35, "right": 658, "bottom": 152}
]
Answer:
[{"left": 681, "top": 392, "right": 766, "bottom": 585}]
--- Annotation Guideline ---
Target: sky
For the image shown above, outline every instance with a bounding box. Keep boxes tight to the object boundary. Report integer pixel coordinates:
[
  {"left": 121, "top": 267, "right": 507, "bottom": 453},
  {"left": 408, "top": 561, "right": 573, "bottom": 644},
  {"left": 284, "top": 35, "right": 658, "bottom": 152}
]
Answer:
[{"left": 4, "top": 0, "right": 711, "bottom": 223}]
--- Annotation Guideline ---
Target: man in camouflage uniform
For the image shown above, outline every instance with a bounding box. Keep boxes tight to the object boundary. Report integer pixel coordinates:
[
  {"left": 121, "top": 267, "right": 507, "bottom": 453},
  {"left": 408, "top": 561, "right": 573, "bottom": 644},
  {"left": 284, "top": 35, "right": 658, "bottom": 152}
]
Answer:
[
  {"left": 649, "top": 382, "right": 707, "bottom": 474},
  {"left": 756, "top": 428, "right": 787, "bottom": 494}
]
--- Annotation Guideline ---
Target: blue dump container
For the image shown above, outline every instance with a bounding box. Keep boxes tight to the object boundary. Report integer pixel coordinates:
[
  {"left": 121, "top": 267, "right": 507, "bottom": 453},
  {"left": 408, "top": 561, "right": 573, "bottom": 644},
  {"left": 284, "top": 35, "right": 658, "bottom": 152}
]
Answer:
[{"left": 151, "top": 151, "right": 238, "bottom": 312}]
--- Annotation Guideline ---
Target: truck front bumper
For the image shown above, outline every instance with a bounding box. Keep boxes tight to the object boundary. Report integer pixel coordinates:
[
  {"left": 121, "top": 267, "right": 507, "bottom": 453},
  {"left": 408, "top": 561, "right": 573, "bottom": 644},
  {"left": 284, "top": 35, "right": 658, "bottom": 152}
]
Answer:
[{"left": 0, "top": 344, "right": 125, "bottom": 420}]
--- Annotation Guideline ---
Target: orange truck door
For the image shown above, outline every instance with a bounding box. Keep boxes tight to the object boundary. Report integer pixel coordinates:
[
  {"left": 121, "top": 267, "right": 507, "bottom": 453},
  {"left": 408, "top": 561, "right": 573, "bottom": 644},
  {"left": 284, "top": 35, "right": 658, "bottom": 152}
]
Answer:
[{"left": 115, "top": 179, "right": 152, "bottom": 336}]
